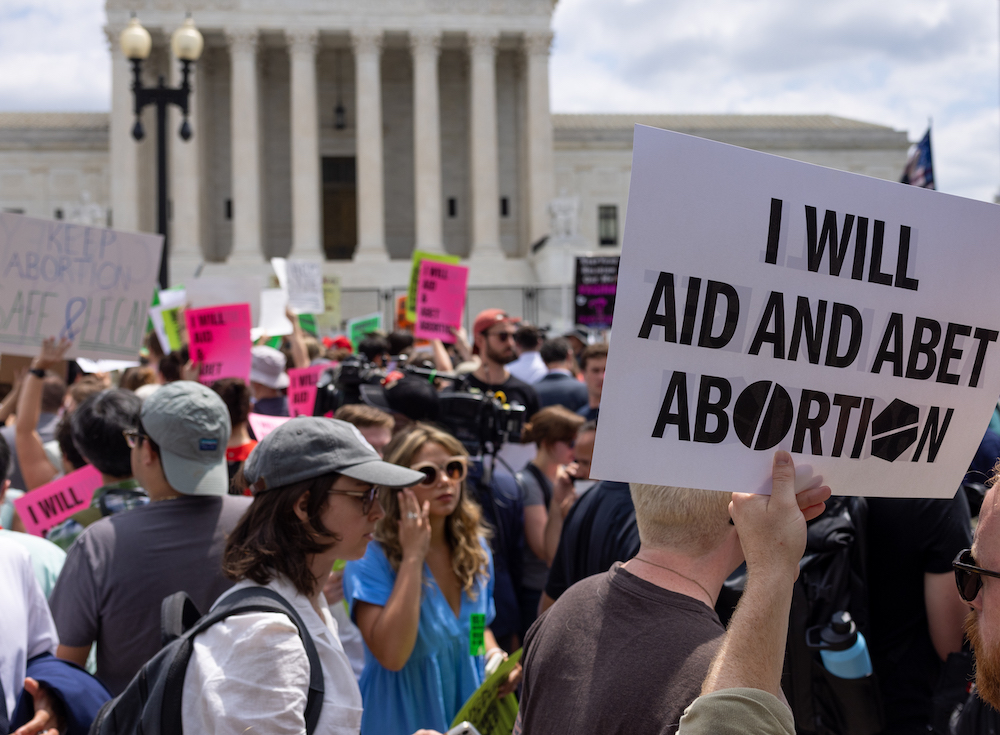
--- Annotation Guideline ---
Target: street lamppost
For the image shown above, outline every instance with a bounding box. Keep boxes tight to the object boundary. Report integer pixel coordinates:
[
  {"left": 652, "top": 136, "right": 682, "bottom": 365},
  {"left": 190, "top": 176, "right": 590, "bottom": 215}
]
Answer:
[{"left": 119, "top": 14, "right": 204, "bottom": 289}]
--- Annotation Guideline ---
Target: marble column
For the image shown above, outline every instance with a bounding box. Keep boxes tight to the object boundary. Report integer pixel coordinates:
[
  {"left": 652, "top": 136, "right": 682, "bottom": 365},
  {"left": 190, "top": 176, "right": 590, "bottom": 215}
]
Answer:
[
  {"left": 169, "top": 45, "right": 202, "bottom": 263},
  {"left": 106, "top": 26, "right": 139, "bottom": 232},
  {"left": 524, "top": 31, "right": 555, "bottom": 249},
  {"left": 352, "top": 28, "right": 388, "bottom": 262},
  {"left": 468, "top": 30, "right": 503, "bottom": 259},
  {"left": 226, "top": 28, "right": 263, "bottom": 263},
  {"left": 288, "top": 29, "right": 324, "bottom": 260},
  {"left": 410, "top": 30, "right": 444, "bottom": 254}
]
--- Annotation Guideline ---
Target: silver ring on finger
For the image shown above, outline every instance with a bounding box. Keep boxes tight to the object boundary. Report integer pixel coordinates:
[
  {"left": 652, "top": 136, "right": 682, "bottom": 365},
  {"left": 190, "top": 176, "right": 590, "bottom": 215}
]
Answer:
[{"left": 406, "top": 512, "right": 419, "bottom": 520}]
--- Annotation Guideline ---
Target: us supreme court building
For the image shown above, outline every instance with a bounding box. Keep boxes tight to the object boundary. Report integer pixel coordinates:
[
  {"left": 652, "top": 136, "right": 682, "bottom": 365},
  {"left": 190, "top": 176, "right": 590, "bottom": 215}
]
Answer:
[{"left": 0, "top": 0, "right": 911, "bottom": 319}]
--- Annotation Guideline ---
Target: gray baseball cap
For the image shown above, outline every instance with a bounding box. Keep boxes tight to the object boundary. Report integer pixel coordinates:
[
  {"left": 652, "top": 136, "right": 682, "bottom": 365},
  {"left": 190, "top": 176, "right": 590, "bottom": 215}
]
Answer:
[
  {"left": 141, "top": 381, "right": 232, "bottom": 496},
  {"left": 243, "top": 417, "right": 425, "bottom": 493}
]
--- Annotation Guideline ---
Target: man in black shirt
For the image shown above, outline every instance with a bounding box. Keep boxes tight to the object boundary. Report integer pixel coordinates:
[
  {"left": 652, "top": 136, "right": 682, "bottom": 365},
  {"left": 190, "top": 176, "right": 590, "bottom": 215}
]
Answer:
[{"left": 463, "top": 308, "right": 540, "bottom": 418}]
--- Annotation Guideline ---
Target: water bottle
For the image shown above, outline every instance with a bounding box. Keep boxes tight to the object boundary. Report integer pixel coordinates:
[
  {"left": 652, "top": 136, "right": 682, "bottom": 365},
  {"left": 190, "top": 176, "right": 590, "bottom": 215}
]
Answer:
[{"left": 807, "top": 611, "right": 873, "bottom": 679}]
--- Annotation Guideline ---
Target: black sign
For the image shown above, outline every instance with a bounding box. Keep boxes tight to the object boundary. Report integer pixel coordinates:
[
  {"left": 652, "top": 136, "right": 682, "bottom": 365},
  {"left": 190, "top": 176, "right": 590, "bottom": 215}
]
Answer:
[{"left": 574, "top": 256, "right": 619, "bottom": 329}]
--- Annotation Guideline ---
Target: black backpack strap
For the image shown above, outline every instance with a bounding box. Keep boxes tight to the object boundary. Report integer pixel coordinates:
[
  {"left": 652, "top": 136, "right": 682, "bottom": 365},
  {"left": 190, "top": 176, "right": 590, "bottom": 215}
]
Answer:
[
  {"left": 160, "top": 592, "right": 203, "bottom": 647},
  {"left": 161, "top": 586, "right": 325, "bottom": 735}
]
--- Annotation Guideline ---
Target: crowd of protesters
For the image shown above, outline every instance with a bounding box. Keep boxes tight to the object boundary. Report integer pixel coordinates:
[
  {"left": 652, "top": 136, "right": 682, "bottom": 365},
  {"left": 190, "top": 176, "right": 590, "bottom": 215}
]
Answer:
[{"left": 0, "top": 302, "right": 996, "bottom": 735}]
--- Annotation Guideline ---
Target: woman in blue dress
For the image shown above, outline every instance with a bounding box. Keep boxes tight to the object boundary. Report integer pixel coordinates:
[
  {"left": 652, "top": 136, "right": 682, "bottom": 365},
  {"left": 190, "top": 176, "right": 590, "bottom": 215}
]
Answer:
[{"left": 344, "top": 423, "right": 522, "bottom": 735}]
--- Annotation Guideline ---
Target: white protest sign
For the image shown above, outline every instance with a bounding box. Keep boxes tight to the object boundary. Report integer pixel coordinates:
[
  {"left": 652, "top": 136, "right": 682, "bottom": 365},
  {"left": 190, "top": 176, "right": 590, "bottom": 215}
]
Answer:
[
  {"left": 186, "top": 275, "right": 263, "bottom": 326},
  {"left": 591, "top": 126, "right": 1000, "bottom": 499},
  {"left": 271, "top": 257, "right": 324, "bottom": 315},
  {"left": 0, "top": 213, "right": 163, "bottom": 360}
]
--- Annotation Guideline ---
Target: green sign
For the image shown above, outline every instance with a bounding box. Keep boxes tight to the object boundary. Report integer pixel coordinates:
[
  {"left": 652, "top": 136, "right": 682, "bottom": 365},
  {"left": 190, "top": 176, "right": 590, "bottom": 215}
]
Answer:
[
  {"left": 469, "top": 613, "right": 486, "bottom": 656},
  {"left": 347, "top": 312, "right": 383, "bottom": 351},
  {"left": 451, "top": 649, "right": 522, "bottom": 735},
  {"left": 407, "top": 250, "right": 460, "bottom": 322}
]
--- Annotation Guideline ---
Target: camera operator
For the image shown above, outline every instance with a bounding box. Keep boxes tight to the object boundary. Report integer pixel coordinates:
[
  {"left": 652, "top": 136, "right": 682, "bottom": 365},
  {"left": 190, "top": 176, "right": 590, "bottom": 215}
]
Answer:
[{"left": 463, "top": 310, "right": 539, "bottom": 418}]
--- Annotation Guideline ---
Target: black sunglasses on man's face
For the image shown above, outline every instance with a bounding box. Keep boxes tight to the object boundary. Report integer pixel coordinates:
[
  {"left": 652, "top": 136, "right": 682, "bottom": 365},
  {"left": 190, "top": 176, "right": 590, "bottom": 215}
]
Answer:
[{"left": 953, "top": 548, "right": 1000, "bottom": 603}]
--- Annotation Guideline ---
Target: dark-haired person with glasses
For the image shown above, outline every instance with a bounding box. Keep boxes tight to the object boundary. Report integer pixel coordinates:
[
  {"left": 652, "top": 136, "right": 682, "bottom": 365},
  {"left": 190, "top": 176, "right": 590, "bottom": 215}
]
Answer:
[
  {"left": 48, "top": 381, "right": 251, "bottom": 695},
  {"left": 179, "top": 417, "right": 427, "bottom": 735},
  {"left": 344, "top": 423, "right": 522, "bottom": 735},
  {"left": 462, "top": 308, "right": 540, "bottom": 419}
]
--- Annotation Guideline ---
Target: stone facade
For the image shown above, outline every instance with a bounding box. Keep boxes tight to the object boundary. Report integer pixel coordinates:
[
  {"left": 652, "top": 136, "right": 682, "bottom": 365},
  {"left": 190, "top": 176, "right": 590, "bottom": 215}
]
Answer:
[{"left": 0, "top": 1, "right": 911, "bottom": 301}]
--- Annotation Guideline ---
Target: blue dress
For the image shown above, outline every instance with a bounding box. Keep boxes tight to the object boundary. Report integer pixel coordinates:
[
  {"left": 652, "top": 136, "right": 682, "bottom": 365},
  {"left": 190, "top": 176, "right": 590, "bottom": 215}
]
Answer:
[{"left": 343, "top": 539, "right": 496, "bottom": 735}]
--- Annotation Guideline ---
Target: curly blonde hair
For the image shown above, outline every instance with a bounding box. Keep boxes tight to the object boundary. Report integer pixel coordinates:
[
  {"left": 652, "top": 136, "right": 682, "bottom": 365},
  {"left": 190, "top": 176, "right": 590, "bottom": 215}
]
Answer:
[{"left": 377, "top": 424, "right": 491, "bottom": 596}]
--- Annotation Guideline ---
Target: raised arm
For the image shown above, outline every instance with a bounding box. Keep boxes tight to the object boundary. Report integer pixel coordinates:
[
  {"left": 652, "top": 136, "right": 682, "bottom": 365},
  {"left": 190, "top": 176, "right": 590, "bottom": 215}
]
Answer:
[
  {"left": 0, "top": 369, "right": 24, "bottom": 424},
  {"left": 15, "top": 338, "right": 72, "bottom": 490},
  {"left": 286, "top": 306, "right": 310, "bottom": 369},
  {"left": 701, "top": 451, "right": 830, "bottom": 697},
  {"left": 353, "top": 489, "right": 430, "bottom": 671}
]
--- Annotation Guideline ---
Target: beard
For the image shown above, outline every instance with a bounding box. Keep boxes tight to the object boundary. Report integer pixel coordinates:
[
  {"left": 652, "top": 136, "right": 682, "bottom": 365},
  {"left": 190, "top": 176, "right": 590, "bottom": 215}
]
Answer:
[
  {"left": 967, "top": 609, "right": 1000, "bottom": 709},
  {"left": 486, "top": 343, "right": 516, "bottom": 366}
]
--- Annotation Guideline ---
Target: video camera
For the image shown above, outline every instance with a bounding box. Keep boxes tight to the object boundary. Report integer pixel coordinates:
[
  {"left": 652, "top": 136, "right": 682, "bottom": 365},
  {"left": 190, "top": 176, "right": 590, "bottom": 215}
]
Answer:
[{"left": 312, "top": 354, "right": 385, "bottom": 415}]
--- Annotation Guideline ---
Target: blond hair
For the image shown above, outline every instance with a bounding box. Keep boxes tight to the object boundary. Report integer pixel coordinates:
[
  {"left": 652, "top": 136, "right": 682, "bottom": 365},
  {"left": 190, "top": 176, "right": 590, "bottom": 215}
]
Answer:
[
  {"left": 378, "top": 424, "right": 491, "bottom": 596},
  {"left": 628, "top": 484, "right": 732, "bottom": 555}
]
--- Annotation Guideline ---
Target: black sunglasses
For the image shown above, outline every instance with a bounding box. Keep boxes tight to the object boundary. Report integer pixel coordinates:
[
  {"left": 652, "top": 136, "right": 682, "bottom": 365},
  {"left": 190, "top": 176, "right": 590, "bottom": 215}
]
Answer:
[
  {"left": 953, "top": 548, "right": 1000, "bottom": 602},
  {"left": 329, "top": 485, "right": 379, "bottom": 515}
]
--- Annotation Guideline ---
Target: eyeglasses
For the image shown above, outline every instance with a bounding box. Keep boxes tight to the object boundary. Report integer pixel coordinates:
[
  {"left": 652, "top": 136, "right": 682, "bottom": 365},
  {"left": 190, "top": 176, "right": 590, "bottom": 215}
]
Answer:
[
  {"left": 953, "top": 548, "right": 1000, "bottom": 602},
  {"left": 329, "top": 484, "right": 379, "bottom": 515},
  {"left": 411, "top": 457, "right": 468, "bottom": 487},
  {"left": 122, "top": 429, "right": 148, "bottom": 449},
  {"left": 487, "top": 330, "right": 516, "bottom": 342}
]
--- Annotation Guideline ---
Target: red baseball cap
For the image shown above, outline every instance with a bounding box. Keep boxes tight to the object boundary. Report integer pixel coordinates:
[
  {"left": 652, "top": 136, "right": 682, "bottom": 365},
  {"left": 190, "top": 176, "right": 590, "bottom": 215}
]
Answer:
[{"left": 473, "top": 308, "right": 520, "bottom": 336}]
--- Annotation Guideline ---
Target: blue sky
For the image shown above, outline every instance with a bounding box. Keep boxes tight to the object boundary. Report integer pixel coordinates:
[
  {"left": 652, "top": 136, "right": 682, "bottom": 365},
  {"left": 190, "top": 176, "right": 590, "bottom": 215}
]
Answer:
[{"left": 2, "top": 0, "right": 998, "bottom": 201}]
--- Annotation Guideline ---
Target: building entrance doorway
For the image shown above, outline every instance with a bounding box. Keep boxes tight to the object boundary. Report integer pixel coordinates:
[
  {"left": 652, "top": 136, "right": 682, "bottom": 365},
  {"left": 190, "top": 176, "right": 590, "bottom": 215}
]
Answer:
[{"left": 322, "top": 157, "right": 357, "bottom": 260}]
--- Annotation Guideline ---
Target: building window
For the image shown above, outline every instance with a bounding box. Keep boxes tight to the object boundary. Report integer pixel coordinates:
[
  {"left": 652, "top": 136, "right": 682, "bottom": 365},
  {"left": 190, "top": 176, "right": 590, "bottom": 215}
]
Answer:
[
  {"left": 500, "top": 197, "right": 509, "bottom": 217},
  {"left": 225, "top": 199, "right": 233, "bottom": 220},
  {"left": 447, "top": 198, "right": 457, "bottom": 218},
  {"left": 598, "top": 205, "right": 618, "bottom": 246},
  {"left": 54, "top": 208, "right": 64, "bottom": 220},
  {"left": 3, "top": 207, "right": 24, "bottom": 215}
]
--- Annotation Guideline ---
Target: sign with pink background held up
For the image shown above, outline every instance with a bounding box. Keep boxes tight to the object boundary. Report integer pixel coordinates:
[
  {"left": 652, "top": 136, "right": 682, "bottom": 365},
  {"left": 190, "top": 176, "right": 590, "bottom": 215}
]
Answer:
[
  {"left": 14, "top": 465, "right": 104, "bottom": 537},
  {"left": 288, "top": 364, "right": 327, "bottom": 418},
  {"left": 248, "top": 412, "right": 290, "bottom": 441},
  {"left": 185, "top": 303, "right": 252, "bottom": 384},
  {"left": 414, "top": 260, "right": 469, "bottom": 343}
]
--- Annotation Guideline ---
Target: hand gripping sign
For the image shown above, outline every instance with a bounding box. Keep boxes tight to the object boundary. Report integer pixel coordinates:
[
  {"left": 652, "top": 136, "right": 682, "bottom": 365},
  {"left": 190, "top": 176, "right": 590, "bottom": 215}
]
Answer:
[{"left": 591, "top": 126, "right": 1000, "bottom": 499}]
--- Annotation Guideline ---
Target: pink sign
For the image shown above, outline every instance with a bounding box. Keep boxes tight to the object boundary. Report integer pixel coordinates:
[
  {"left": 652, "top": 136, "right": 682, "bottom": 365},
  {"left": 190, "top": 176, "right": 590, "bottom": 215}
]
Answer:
[
  {"left": 248, "top": 412, "right": 291, "bottom": 441},
  {"left": 414, "top": 260, "right": 469, "bottom": 343},
  {"left": 185, "top": 303, "right": 252, "bottom": 384},
  {"left": 13, "top": 465, "right": 104, "bottom": 537},
  {"left": 288, "top": 364, "right": 327, "bottom": 417}
]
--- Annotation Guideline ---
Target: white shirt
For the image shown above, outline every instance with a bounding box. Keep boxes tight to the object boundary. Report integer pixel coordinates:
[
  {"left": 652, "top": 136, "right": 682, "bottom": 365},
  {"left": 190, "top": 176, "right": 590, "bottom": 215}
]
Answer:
[
  {"left": 181, "top": 576, "right": 363, "bottom": 735},
  {"left": 508, "top": 350, "right": 548, "bottom": 384},
  {"left": 0, "top": 536, "right": 58, "bottom": 720}
]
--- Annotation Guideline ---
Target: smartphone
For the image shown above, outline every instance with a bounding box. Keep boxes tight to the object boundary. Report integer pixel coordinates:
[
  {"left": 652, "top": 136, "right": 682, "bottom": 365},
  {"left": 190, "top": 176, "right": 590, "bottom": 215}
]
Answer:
[{"left": 446, "top": 723, "right": 483, "bottom": 735}]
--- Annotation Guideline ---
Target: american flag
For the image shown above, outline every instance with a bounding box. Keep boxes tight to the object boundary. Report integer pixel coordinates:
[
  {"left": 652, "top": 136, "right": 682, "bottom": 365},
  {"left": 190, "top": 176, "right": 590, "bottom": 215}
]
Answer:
[{"left": 901, "top": 128, "right": 935, "bottom": 189}]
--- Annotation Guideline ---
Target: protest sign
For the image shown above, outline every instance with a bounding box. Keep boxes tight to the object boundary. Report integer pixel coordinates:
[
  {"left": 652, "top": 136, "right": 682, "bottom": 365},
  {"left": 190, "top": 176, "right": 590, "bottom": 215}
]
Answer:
[
  {"left": 254, "top": 288, "right": 294, "bottom": 341},
  {"left": 414, "top": 260, "right": 468, "bottom": 343},
  {"left": 315, "top": 275, "right": 343, "bottom": 335},
  {"left": 272, "top": 257, "right": 324, "bottom": 315},
  {"left": 14, "top": 465, "right": 103, "bottom": 537},
  {"left": 149, "top": 288, "right": 186, "bottom": 354},
  {"left": 574, "top": 256, "right": 619, "bottom": 329},
  {"left": 0, "top": 213, "right": 163, "bottom": 360},
  {"left": 406, "top": 250, "right": 460, "bottom": 321},
  {"left": 75, "top": 358, "right": 140, "bottom": 373},
  {"left": 347, "top": 312, "right": 383, "bottom": 350},
  {"left": 288, "top": 364, "right": 327, "bottom": 417},
  {"left": 591, "top": 126, "right": 1000, "bottom": 499},
  {"left": 186, "top": 275, "right": 263, "bottom": 325},
  {"left": 248, "top": 412, "right": 290, "bottom": 441},
  {"left": 185, "top": 303, "right": 252, "bottom": 384},
  {"left": 395, "top": 294, "right": 413, "bottom": 331},
  {"left": 450, "top": 649, "right": 522, "bottom": 735}
]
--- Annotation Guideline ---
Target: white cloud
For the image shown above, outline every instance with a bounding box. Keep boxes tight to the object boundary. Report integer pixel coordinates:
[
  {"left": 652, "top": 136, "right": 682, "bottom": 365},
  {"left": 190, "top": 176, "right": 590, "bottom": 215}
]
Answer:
[{"left": 552, "top": 0, "right": 1000, "bottom": 201}]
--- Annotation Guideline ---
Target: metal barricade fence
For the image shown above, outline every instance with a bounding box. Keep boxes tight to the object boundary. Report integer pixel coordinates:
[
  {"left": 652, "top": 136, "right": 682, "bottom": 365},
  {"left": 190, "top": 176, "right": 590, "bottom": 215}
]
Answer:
[{"left": 339, "top": 284, "right": 573, "bottom": 336}]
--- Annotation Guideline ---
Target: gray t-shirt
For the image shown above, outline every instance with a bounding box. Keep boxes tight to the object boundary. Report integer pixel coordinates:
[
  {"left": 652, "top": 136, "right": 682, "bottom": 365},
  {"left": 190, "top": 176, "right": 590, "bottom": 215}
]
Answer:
[
  {"left": 517, "top": 465, "right": 552, "bottom": 592},
  {"left": 48, "top": 494, "right": 251, "bottom": 695}
]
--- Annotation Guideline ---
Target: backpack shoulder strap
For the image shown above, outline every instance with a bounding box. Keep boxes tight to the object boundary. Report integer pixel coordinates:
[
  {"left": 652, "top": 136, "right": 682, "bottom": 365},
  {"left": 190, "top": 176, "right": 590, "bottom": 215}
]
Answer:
[
  {"left": 160, "top": 592, "right": 203, "bottom": 647},
  {"left": 161, "top": 586, "right": 325, "bottom": 735}
]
